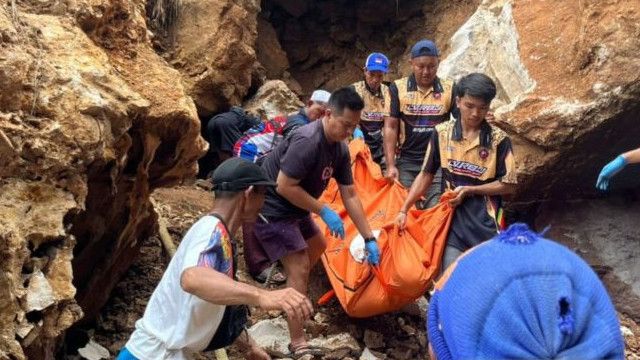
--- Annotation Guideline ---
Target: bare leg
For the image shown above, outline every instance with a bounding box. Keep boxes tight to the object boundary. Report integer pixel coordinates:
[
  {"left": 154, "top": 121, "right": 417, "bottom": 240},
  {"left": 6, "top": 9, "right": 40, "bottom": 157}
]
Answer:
[
  {"left": 280, "top": 249, "right": 311, "bottom": 348},
  {"left": 306, "top": 232, "right": 327, "bottom": 267}
]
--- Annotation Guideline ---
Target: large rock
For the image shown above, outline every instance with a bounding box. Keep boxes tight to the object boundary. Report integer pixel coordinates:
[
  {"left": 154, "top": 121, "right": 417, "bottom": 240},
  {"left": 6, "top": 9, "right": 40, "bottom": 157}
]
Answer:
[
  {"left": 243, "top": 80, "right": 303, "bottom": 119},
  {"left": 171, "top": 0, "right": 260, "bottom": 117},
  {"left": 0, "top": 1, "right": 205, "bottom": 358},
  {"left": 437, "top": 0, "right": 640, "bottom": 199}
]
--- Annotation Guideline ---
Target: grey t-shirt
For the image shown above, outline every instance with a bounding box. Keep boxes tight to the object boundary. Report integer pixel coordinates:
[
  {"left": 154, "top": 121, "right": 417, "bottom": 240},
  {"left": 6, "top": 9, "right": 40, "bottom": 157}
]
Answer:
[{"left": 260, "top": 120, "right": 353, "bottom": 220}]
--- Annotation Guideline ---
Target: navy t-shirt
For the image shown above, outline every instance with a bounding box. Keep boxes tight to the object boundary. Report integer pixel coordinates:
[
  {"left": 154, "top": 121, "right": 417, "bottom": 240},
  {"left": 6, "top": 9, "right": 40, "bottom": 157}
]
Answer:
[{"left": 260, "top": 120, "right": 353, "bottom": 220}]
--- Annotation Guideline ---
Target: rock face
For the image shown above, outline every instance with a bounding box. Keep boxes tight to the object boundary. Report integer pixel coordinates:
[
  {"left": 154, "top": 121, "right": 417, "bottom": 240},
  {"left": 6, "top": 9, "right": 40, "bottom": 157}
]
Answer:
[
  {"left": 0, "top": 0, "right": 205, "bottom": 358},
  {"left": 437, "top": 0, "right": 640, "bottom": 199},
  {"left": 170, "top": 0, "right": 260, "bottom": 117}
]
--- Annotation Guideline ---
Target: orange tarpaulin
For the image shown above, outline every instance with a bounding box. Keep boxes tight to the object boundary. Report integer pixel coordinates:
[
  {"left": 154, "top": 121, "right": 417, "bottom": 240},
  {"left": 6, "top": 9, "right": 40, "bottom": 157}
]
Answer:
[{"left": 314, "top": 139, "right": 454, "bottom": 317}]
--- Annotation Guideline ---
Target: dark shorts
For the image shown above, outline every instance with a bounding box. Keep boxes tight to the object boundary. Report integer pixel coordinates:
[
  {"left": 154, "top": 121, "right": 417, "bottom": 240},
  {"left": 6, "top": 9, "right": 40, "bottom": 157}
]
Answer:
[
  {"left": 245, "top": 215, "right": 320, "bottom": 269},
  {"left": 397, "top": 158, "right": 442, "bottom": 208},
  {"left": 206, "top": 114, "right": 243, "bottom": 153}
]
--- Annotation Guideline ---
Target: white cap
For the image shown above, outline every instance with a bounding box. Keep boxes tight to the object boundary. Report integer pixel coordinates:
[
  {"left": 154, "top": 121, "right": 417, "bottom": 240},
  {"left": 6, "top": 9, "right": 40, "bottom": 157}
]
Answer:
[{"left": 310, "top": 89, "right": 331, "bottom": 104}]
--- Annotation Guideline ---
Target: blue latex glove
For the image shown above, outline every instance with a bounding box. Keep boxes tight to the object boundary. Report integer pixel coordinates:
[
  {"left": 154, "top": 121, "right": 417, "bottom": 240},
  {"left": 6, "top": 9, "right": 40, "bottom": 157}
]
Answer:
[
  {"left": 353, "top": 127, "right": 364, "bottom": 140},
  {"left": 319, "top": 206, "right": 344, "bottom": 239},
  {"left": 365, "top": 239, "right": 380, "bottom": 265},
  {"left": 596, "top": 155, "right": 627, "bottom": 191}
]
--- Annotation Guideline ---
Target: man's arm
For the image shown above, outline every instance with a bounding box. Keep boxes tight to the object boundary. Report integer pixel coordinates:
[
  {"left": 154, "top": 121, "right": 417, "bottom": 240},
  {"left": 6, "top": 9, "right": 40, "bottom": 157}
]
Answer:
[
  {"left": 180, "top": 266, "right": 313, "bottom": 321},
  {"left": 339, "top": 184, "right": 374, "bottom": 238},
  {"left": 449, "top": 180, "right": 516, "bottom": 207},
  {"left": 275, "top": 171, "right": 323, "bottom": 214},
  {"left": 383, "top": 116, "right": 400, "bottom": 178},
  {"left": 400, "top": 172, "right": 435, "bottom": 213},
  {"left": 622, "top": 147, "right": 640, "bottom": 164},
  {"left": 383, "top": 82, "right": 401, "bottom": 180}
]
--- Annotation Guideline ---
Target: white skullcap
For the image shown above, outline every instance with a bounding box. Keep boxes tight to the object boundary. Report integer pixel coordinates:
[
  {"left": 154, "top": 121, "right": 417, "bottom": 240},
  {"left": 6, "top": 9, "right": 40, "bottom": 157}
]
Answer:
[{"left": 310, "top": 89, "right": 331, "bottom": 104}]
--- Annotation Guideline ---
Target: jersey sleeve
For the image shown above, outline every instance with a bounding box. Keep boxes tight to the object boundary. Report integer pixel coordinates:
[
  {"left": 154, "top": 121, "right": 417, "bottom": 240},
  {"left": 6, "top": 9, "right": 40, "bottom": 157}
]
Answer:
[
  {"left": 421, "top": 129, "right": 441, "bottom": 174},
  {"left": 496, "top": 137, "right": 518, "bottom": 184},
  {"left": 334, "top": 143, "right": 354, "bottom": 186},
  {"left": 387, "top": 82, "right": 401, "bottom": 118},
  {"left": 448, "top": 81, "right": 460, "bottom": 120},
  {"left": 180, "top": 219, "right": 233, "bottom": 277}
]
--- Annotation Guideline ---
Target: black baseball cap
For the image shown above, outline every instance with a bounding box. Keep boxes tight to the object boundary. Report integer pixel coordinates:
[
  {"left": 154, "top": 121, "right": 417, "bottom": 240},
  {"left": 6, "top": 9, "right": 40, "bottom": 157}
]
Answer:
[{"left": 211, "top": 157, "right": 276, "bottom": 191}]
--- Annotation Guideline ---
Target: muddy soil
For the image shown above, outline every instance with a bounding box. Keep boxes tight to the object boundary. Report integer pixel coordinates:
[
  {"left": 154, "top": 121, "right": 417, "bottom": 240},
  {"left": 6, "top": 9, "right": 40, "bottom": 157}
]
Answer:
[{"left": 67, "top": 185, "right": 640, "bottom": 359}]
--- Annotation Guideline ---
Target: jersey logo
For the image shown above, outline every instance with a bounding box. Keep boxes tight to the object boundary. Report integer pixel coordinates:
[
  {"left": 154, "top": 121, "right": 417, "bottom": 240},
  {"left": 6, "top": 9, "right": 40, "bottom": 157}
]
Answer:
[
  {"left": 362, "top": 111, "right": 385, "bottom": 122},
  {"left": 322, "top": 166, "right": 334, "bottom": 181},
  {"left": 479, "top": 148, "right": 489, "bottom": 160},
  {"left": 448, "top": 160, "right": 487, "bottom": 177},
  {"left": 405, "top": 104, "right": 444, "bottom": 115}
]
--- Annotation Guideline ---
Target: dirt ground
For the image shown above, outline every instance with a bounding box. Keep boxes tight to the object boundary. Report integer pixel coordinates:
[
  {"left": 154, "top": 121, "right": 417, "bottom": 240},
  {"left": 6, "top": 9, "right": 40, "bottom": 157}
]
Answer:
[{"left": 72, "top": 185, "right": 640, "bottom": 359}]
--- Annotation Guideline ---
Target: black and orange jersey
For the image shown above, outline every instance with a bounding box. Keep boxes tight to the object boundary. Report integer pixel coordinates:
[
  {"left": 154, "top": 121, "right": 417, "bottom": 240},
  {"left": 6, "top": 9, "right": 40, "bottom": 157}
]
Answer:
[
  {"left": 351, "top": 80, "right": 391, "bottom": 163},
  {"left": 421, "top": 118, "right": 517, "bottom": 251},
  {"left": 387, "top": 75, "right": 455, "bottom": 163},
  {"left": 351, "top": 80, "right": 390, "bottom": 134}
]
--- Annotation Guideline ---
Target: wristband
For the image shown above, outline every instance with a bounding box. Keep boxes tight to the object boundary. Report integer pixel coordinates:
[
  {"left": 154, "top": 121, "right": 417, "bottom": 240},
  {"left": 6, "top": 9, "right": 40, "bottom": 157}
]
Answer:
[{"left": 364, "top": 237, "right": 377, "bottom": 243}]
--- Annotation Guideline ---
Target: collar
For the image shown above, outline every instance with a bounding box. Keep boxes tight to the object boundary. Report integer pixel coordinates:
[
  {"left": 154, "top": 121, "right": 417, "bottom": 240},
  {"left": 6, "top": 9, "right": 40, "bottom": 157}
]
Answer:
[
  {"left": 451, "top": 114, "right": 492, "bottom": 148},
  {"left": 298, "top": 107, "right": 311, "bottom": 124},
  {"left": 363, "top": 80, "right": 384, "bottom": 99},
  {"left": 407, "top": 74, "right": 444, "bottom": 94}
]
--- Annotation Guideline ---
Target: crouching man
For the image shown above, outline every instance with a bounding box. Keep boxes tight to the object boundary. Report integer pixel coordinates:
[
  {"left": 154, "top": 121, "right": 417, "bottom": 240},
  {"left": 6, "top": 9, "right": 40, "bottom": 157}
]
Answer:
[{"left": 117, "top": 158, "right": 313, "bottom": 360}]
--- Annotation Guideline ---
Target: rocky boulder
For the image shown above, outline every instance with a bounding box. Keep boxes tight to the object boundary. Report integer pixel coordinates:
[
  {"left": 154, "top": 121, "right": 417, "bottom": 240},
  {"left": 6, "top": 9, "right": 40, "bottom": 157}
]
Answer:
[
  {"left": 0, "top": 1, "right": 205, "bottom": 358},
  {"left": 437, "top": 0, "right": 640, "bottom": 200},
  {"left": 170, "top": 0, "right": 260, "bottom": 117},
  {"left": 243, "top": 80, "right": 303, "bottom": 119}
]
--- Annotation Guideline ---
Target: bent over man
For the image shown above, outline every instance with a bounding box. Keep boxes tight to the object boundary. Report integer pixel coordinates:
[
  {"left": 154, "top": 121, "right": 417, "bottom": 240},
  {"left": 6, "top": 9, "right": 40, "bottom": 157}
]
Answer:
[
  {"left": 118, "top": 158, "right": 313, "bottom": 360},
  {"left": 246, "top": 87, "right": 380, "bottom": 358}
]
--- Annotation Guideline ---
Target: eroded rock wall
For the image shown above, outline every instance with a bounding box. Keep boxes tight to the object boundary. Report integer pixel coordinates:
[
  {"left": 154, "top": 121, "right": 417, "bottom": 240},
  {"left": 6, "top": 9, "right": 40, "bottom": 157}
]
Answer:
[{"left": 0, "top": 1, "right": 206, "bottom": 358}]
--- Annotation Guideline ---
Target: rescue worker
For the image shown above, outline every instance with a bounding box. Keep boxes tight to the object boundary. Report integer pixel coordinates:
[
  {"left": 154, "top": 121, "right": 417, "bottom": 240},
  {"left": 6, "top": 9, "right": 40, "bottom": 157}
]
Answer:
[
  {"left": 281, "top": 89, "right": 331, "bottom": 139},
  {"left": 117, "top": 158, "right": 313, "bottom": 360},
  {"left": 350, "top": 52, "right": 392, "bottom": 166},
  {"left": 395, "top": 73, "right": 517, "bottom": 272},
  {"left": 248, "top": 88, "right": 380, "bottom": 358},
  {"left": 384, "top": 39, "right": 456, "bottom": 208}
]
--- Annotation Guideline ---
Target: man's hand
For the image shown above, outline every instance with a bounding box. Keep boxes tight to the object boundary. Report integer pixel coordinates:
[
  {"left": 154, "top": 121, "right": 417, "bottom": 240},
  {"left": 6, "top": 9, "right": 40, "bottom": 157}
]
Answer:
[
  {"left": 257, "top": 288, "right": 313, "bottom": 323},
  {"left": 485, "top": 111, "right": 495, "bottom": 122},
  {"left": 365, "top": 239, "right": 380, "bottom": 266},
  {"left": 596, "top": 155, "right": 628, "bottom": 191},
  {"left": 353, "top": 127, "right": 364, "bottom": 140},
  {"left": 319, "top": 206, "right": 345, "bottom": 238},
  {"left": 394, "top": 211, "right": 407, "bottom": 230},
  {"left": 449, "top": 186, "right": 470, "bottom": 207},
  {"left": 385, "top": 165, "right": 399, "bottom": 182}
]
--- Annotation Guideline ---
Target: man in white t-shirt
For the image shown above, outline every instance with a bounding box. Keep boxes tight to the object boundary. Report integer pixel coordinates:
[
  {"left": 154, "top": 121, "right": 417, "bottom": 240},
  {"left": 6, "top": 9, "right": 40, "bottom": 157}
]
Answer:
[{"left": 117, "top": 158, "right": 314, "bottom": 360}]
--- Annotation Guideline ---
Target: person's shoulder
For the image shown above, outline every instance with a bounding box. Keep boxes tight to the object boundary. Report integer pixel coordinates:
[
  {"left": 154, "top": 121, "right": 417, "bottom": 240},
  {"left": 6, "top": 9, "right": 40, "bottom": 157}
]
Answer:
[
  {"left": 393, "top": 76, "right": 409, "bottom": 88},
  {"left": 289, "top": 121, "right": 319, "bottom": 141},
  {"left": 351, "top": 81, "right": 365, "bottom": 95},
  {"left": 438, "top": 77, "right": 455, "bottom": 92},
  {"left": 489, "top": 123, "right": 510, "bottom": 146},
  {"left": 435, "top": 119, "right": 455, "bottom": 133}
]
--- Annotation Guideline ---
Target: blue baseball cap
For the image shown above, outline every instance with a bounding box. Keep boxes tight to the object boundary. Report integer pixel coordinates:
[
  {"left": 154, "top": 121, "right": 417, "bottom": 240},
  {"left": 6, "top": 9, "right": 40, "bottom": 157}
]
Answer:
[
  {"left": 427, "top": 223, "right": 624, "bottom": 360},
  {"left": 411, "top": 39, "right": 439, "bottom": 58},
  {"left": 364, "top": 52, "right": 389, "bottom": 73}
]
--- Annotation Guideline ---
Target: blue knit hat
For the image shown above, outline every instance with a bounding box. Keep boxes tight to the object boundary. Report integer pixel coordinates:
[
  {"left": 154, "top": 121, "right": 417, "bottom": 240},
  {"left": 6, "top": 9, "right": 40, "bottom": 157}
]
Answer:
[{"left": 427, "top": 223, "right": 624, "bottom": 360}]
